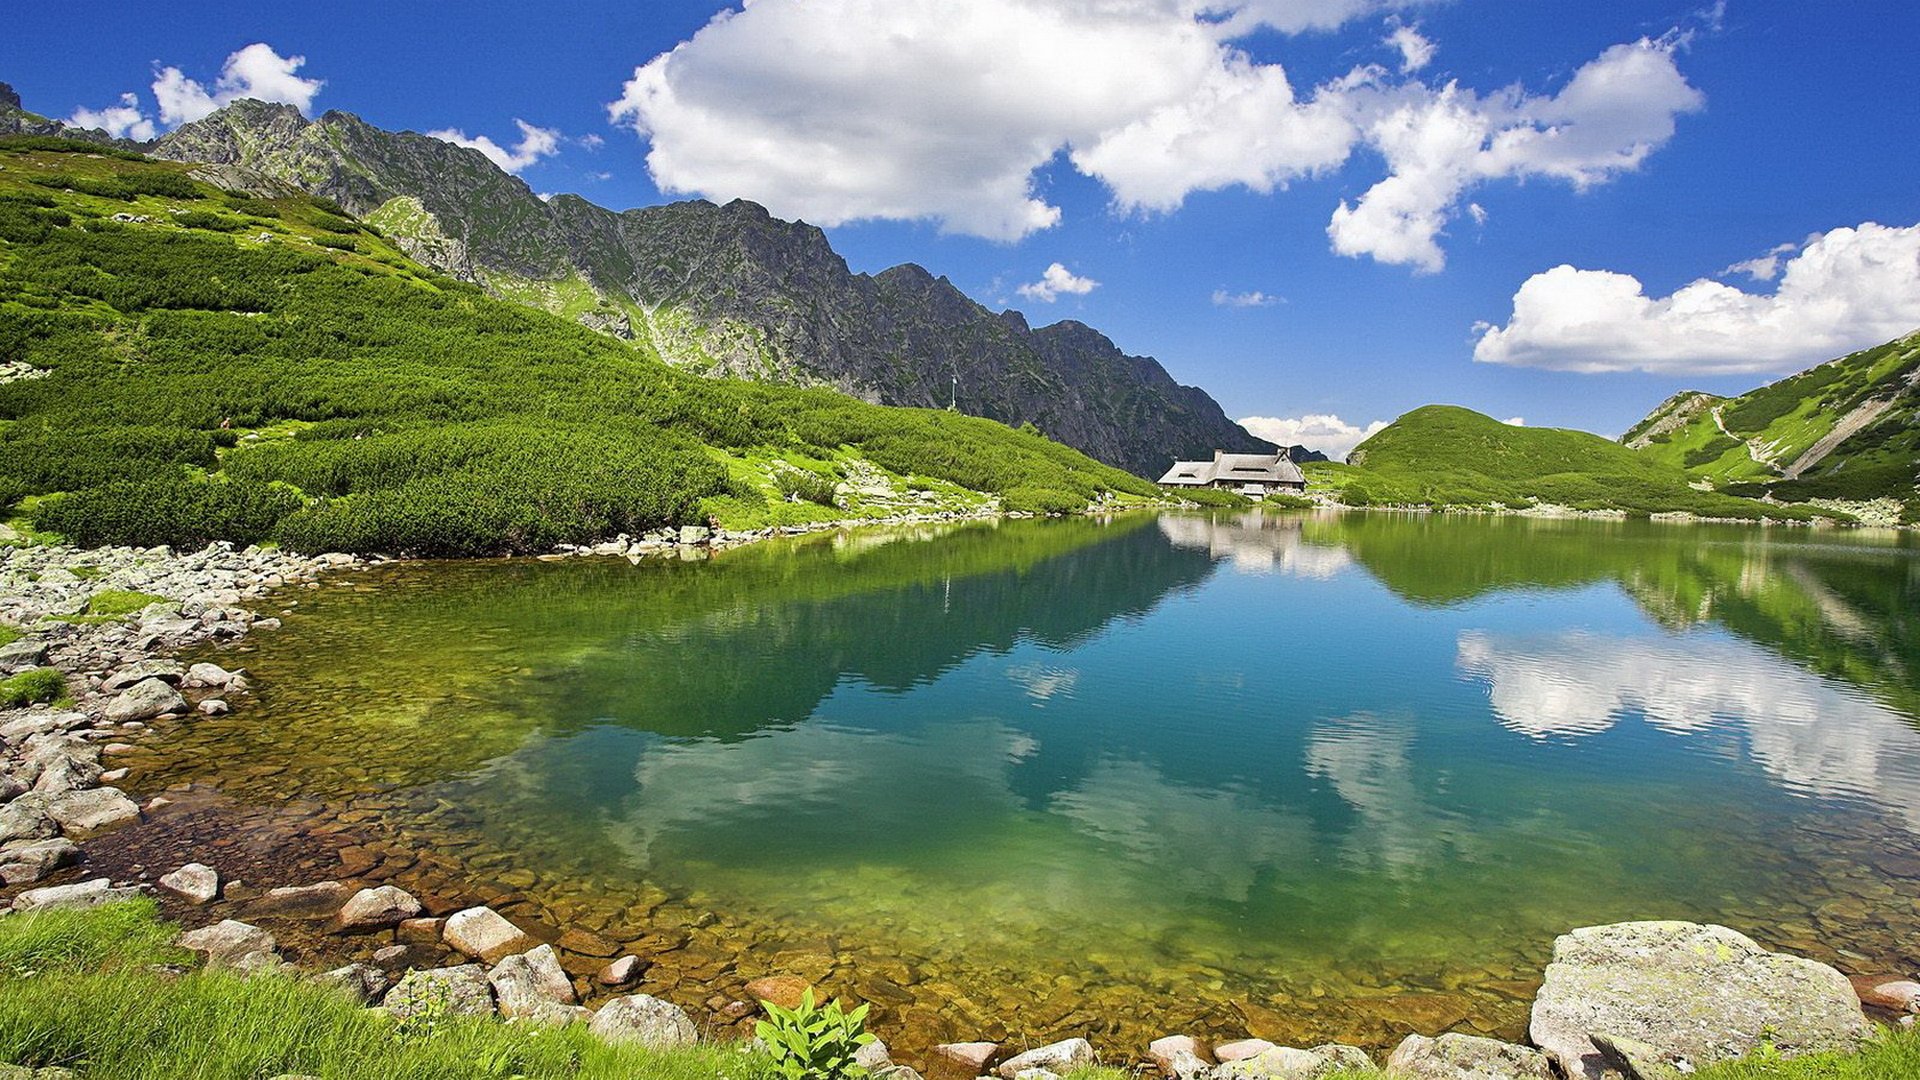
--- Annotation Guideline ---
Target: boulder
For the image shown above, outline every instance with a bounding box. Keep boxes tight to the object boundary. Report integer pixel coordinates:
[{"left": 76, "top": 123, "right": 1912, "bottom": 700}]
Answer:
[
  {"left": 102, "top": 660, "right": 185, "bottom": 692},
  {"left": 1588, "top": 1033, "right": 1687, "bottom": 1080},
  {"left": 13, "top": 877, "right": 141, "bottom": 913},
  {"left": 1214, "top": 1040, "right": 1277, "bottom": 1063},
  {"left": 1149, "top": 1035, "right": 1213, "bottom": 1079},
  {"left": 443, "top": 905, "right": 535, "bottom": 963},
  {"left": 1529, "top": 921, "right": 1871, "bottom": 1080},
  {"left": 0, "top": 793, "right": 57, "bottom": 845},
  {"left": 158, "top": 862, "right": 220, "bottom": 904},
  {"left": 1850, "top": 976, "right": 1920, "bottom": 1013},
  {"left": 933, "top": 1043, "right": 1000, "bottom": 1072},
  {"left": 0, "top": 837, "right": 79, "bottom": 884},
  {"left": 1385, "top": 1033, "right": 1554, "bottom": 1080},
  {"left": 104, "top": 678, "right": 187, "bottom": 723},
  {"left": 332, "top": 885, "right": 421, "bottom": 932},
  {"left": 0, "top": 638, "right": 47, "bottom": 672},
  {"left": 747, "top": 974, "right": 813, "bottom": 1010},
  {"left": 589, "top": 994, "right": 697, "bottom": 1048},
  {"left": 597, "top": 955, "right": 645, "bottom": 987},
  {"left": 397, "top": 916, "right": 446, "bottom": 944},
  {"left": 29, "top": 748, "right": 101, "bottom": 796},
  {"left": 47, "top": 787, "right": 141, "bottom": 835},
  {"left": 1212, "top": 1044, "right": 1373, "bottom": 1080},
  {"left": 997, "top": 1039, "right": 1094, "bottom": 1079},
  {"left": 184, "top": 662, "right": 237, "bottom": 688},
  {"left": 384, "top": 965, "right": 495, "bottom": 1019},
  {"left": 855, "top": 1038, "right": 893, "bottom": 1073},
  {"left": 244, "top": 881, "right": 351, "bottom": 918},
  {"left": 488, "top": 944, "right": 578, "bottom": 1019},
  {"left": 177, "top": 919, "right": 279, "bottom": 970},
  {"left": 318, "top": 962, "right": 392, "bottom": 1004}
]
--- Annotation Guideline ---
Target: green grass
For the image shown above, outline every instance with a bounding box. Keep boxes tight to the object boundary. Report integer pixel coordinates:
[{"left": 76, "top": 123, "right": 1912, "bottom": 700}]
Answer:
[
  {"left": 80, "top": 590, "right": 168, "bottom": 619},
  {"left": 0, "top": 667, "right": 63, "bottom": 707},
  {"left": 0, "top": 625, "right": 19, "bottom": 648},
  {"left": 1324, "top": 406, "right": 1843, "bottom": 521},
  {"left": 0, "top": 138, "right": 1155, "bottom": 557}
]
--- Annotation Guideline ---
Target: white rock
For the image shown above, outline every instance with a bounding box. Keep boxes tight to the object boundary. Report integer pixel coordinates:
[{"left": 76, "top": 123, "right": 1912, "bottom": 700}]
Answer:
[
  {"left": 489, "top": 944, "right": 579, "bottom": 1019},
  {"left": 177, "top": 919, "right": 279, "bottom": 969},
  {"left": 332, "top": 885, "right": 422, "bottom": 932},
  {"left": 443, "top": 905, "right": 535, "bottom": 963},
  {"left": 104, "top": 678, "right": 186, "bottom": 723},
  {"left": 158, "top": 862, "right": 220, "bottom": 904},
  {"left": 588, "top": 993, "right": 697, "bottom": 1048},
  {"left": 996, "top": 1039, "right": 1095, "bottom": 1079},
  {"left": 47, "top": 787, "right": 141, "bottom": 835},
  {"left": 14, "top": 877, "right": 142, "bottom": 912}
]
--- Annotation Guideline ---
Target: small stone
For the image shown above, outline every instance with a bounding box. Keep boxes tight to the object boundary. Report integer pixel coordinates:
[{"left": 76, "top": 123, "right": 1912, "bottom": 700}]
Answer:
[
  {"left": 1386, "top": 1033, "right": 1554, "bottom": 1080},
  {"left": 104, "top": 679, "right": 188, "bottom": 723},
  {"left": 384, "top": 965, "right": 494, "bottom": 1019},
  {"left": 332, "top": 885, "right": 421, "bottom": 932},
  {"left": 177, "top": 919, "right": 279, "bottom": 969},
  {"left": 747, "top": 974, "right": 814, "bottom": 1010},
  {"left": 47, "top": 787, "right": 141, "bottom": 836},
  {"left": 158, "top": 862, "right": 221, "bottom": 904},
  {"left": 319, "top": 962, "right": 392, "bottom": 1004},
  {"left": 934, "top": 1043, "right": 1000, "bottom": 1072},
  {"left": 1215, "top": 1040, "right": 1278, "bottom": 1063},
  {"left": 372, "top": 944, "right": 410, "bottom": 966},
  {"left": 557, "top": 927, "right": 619, "bottom": 957},
  {"left": 588, "top": 993, "right": 697, "bottom": 1049},
  {"left": 185, "top": 662, "right": 236, "bottom": 688},
  {"left": 489, "top": 944, "right": 579, "bottom": 1019},
  {"left": 13, "top": 877, "right": 141, "bottom": 913},
  {"left": 1850, "top": 976, "right": 1920, "bottom": 1013},
  {"left": 996, "top": 1039, "right": 1094, "bottom": 1079},
  {"left": 0, "top": 837, "right": 80, "bottom": 885},
  {"left": 443, "top": 905, "right": 535, "bottom": 964},
  {"left": 597, "top": 955, "right": 646, "bottom": 987},
  {"left": 1149, "top": 1035, "right": 1212, "bottom": 1079},
  {"left": 855, "top": 1038, "right": 893, "bottom": 1072},
  {"left": 197, "top": 699, "right": 230, "bottom": 716},
  {"left": 397, "top": 917, "right": 445, "bottom": 944}
]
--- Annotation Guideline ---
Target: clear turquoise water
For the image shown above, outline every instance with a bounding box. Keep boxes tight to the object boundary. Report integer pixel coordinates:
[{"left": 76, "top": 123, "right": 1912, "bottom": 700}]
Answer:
[{"left": 154, "top": 511, "right": 1920, "bottom": 1050}]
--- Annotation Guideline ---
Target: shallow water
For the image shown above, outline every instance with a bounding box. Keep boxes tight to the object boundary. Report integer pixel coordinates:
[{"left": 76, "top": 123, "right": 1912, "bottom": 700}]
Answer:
[{"left": 137, "top": 511, "right": 1920, "bottom": 1053}]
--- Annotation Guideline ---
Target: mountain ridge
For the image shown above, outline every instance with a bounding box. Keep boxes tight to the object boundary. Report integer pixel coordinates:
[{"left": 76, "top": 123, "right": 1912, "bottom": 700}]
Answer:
[{"left": 127, "top": 97, "right": 1275, "bottom": 478}]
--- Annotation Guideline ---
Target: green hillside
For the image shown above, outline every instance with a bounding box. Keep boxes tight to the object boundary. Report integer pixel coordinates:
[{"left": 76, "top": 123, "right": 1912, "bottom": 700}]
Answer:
[
  {"left": 0, "top": 137, "right": 1157, "bottom": 556},
  {"left": 1312, "top": 405, "right": 1839, "bottom": 521},
  {"left": 1627, "top": 330, "right": 1920, "bottom": 508}
]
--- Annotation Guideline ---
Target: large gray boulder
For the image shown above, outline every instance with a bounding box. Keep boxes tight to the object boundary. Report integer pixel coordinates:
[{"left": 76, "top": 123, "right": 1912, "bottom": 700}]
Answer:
[
  {"left": 103, "top": 678, "right": 187, "bottom": 723},
  {"left": 12, "top": 877, "right": 141, "bottom": 912},
  {"left": 1210, "top": 1044, "right": 1372, "bottom": 1080},
  {"left": 0, "top": 793, "right": 57, "bottom": 845},
  {"left": 997, "top": 1039, "right": 1095, "bottom": 1079},
  {"left": 384, "top": 965, "right": 495, "bottom": 1019},
  {"left": 443, "top": 905, "right": 534, "bottom": 963},
  {"left": 488, "top": 944, "right": 578, "bottom": 1020},
  {"left": 1529, "top": 921, "right": 1871, "bottom": 1080},
  {"left": 1385, "top": 1033, "right": 1554, "bottom": 1079},
  {"left": 0, "top": 638, "right": 47, "bottom": 672},
  {"left": 0, "top": 837, "right": 80, "bottom": 885},
  {"left": 177, "top": 919, "right": 281, "bottom": 971},
  {"left": 588, "top": 993, "right": 697, "bottom": 1048},
  {"left": 47, "top": 787, "right": 140, "bottom": 835},
  {"left": 332, "top": 885, "right": 421, "bottom": 932}
]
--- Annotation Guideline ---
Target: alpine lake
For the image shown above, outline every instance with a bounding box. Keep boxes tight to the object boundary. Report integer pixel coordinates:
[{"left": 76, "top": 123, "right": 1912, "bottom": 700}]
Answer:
[{"left": 108, "top": 511, "right": 1920, "bottom": 1056}]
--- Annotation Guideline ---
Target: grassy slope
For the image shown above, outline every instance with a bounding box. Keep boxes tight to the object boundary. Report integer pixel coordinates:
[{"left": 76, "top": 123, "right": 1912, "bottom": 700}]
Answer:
[
  {"left": 0, "top": 902, "right": 1908, "bottom": 1079},
  {"left": 0, "top": 137, "right": 1156, "bottom": 556},
  {"left": 1312, "top": 406, "right": 1838, "bottom": 521},
  {"left": 1631, "top": 331, "right": 1920, "bottom": 505}
]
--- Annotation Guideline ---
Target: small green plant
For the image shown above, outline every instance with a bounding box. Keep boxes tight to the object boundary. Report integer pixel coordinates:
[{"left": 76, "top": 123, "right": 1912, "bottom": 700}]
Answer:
[
  {"left": 755, "top": 989, "right": 875, "bottom": 1080},
  {"left": 0, "top": 667, "right": 67, "bottom": 708}
]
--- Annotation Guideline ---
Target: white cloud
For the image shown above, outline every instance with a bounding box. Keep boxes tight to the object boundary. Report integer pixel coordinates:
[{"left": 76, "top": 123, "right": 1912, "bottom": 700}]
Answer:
[
  {"left": 1467, "top": 201, "right": 1487, "bottom": 225},
  {"left": 1722, "top": 241, "right": 1798, "bottom": 282},
  {"left": 1474, "top": 221, "right": 1920, "bottom": 375},
  {"left": 1502, "top": 416, "right": 1525, "bottom": 426},
  {"left": 1017, "top": 262, "right": 1099, "bottom": 303},
  {"left": 577, "top": 133, "right": 605, "bottom": 150},
  {"left": 152, "top": 43, "right": 324, "bottom": 126},
  {"left": 1212, "top": 288, "right": 1282, "bottom": 307},
  {"left": 607, "top": 1, "right": 1698, "bottom": 262},
  {"left": 1239, "top": 413, "right": 1387, "bottom": 460},
  {"left": 427, "top": 119, "right": 563, "bottom": 175},
  {"left": 1384, "top": 22, "right": 1435, "bottom": 73},
  {"left": 68, "top": 93, "right": 155, "bottom": 141}
]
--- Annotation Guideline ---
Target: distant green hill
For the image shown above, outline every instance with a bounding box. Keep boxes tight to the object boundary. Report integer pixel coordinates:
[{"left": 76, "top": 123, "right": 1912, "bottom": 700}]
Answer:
[
  {"left": 1625, "top": 330, "right": 1920, "bottom": 507},
  {"left": 1311, "top": 405, "right": 1839, "bottom": 521},
  {"left": 0, "top": 137, "right": 1155, "bottom": 556}
]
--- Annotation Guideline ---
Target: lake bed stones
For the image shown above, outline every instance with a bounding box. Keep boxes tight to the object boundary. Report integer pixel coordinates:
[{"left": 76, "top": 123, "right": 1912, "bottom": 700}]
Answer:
[{"left": 1528, "top": 921, "right": 1871, "bottom": 1080}]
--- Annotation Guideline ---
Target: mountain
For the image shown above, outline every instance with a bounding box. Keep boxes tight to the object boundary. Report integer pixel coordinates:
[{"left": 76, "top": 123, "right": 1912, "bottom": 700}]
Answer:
[
  {"left": 1322, "top": 405, "right": 1838, "bottom": 520},
  {"left": 143, "top": 99, "right": 1273, "bottom": 478},
  {"left": 1625, "top": 329, "right": 1920, "bottom": 506},
  {"left": 0, "top": 137, "right": 1157, "bottom": 555}
]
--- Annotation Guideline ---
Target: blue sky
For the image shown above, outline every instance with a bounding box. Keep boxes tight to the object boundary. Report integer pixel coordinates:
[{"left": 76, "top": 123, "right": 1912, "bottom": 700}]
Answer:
[{"left": 7, "top": 1, "right": 1919, "bottom": 455}]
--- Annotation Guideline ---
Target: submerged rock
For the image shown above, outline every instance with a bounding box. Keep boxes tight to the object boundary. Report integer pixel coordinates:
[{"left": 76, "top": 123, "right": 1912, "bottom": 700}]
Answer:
[
  {"left": 588, "top": 993, "right": 696, "bottom": 1048},
  {"left": 746, "top": 974, "right": 813, "bottom": 1010},
  {"left": 1385, "top": 1033, "right": 1553, "bottom": 1080},
  {"left": 1528, "top": 921, "right": 1871, "bottom": 1080},
  {"left": 933, "top": 1042, "right": 999, "bottom": 1072},
  {"left": 384, "top": 965, "right": 494, "bottom": 1019},
  {"left": 244, "top": 880, "right": 350, "bottom": 919}
]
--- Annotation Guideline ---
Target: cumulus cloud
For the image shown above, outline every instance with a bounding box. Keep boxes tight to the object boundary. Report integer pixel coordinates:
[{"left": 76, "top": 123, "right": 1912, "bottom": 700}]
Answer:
[
  {"left": 1502, "top": 416, "right": 1525, "bottom": 426},
  {"left": 1213, "top": 288, "right": 1282, "bottom": 307},
  {"left": 152, "top": 43, "right": 323, "bottom": 126},
  {"left": 68, "top": 93, "right": 155, "bottom": 141},
  {"left": 1474, "top": 221, "right": 1920, "bottom": 375},
  {"left": 427, "top": 119, "right": 563, "bottom": 174},
  {"left": 1384, "top": 22, "right": 1435, "bottom": 73},
  {"left": 607, "top": 1, "right": 1700, "bottom": 261},
  {"left": 1239, "top": 413, "right": 1387, "bottom": 460},
  {"left": 1017, "top": 262, "right": 1099, "bottom": 303}
]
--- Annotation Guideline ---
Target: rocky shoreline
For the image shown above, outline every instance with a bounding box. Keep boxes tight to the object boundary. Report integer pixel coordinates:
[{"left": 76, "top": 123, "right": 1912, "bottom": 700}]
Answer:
[{"left": 3, "top": 532, "right": 1918, "bottom": 1080}]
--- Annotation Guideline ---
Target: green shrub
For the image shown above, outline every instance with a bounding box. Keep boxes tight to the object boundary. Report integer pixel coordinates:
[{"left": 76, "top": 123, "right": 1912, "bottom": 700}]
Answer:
[
  {"left": 1683, "top": 435, "right": 1742, "bottom": 468},
  {"left": 755, "top": 989, "right": 877, "bottom": 1080},
  {"left": 173, "top": 210, "right": 243, "bottom": 232},
  {"left": 83, "top": 590, "right": 170, "bottom": 618},
  {"left": 0, "top": 667, "right": 65, "bottom": 708},
  {"left": 33, "top": 477, "right": 302, "bottom": 549},
  {"left": 1001, "top": 485, "right": 1086, "bottom": 515},
  {"left": 0, "top": 134, "right": 148, "bottom": 161},
  {"left": 1263, "top": 493, "right": 1314, "bottom": 509},
  {"left": 774, "top": 468, "right": 839, "bottom": 507},
  {"left": 313, "top": 235, "right": 357, "bottom": 251}
]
